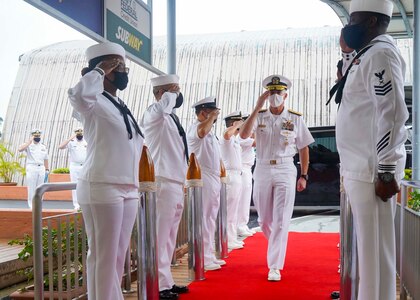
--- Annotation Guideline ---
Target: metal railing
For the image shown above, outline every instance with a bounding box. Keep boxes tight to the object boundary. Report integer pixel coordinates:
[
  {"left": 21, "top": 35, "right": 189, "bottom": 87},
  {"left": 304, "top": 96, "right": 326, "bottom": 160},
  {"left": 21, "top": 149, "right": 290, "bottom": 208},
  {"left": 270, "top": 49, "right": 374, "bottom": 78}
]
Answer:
[{"left": 398, "top": 180, "right": 420, "bottom": 300}]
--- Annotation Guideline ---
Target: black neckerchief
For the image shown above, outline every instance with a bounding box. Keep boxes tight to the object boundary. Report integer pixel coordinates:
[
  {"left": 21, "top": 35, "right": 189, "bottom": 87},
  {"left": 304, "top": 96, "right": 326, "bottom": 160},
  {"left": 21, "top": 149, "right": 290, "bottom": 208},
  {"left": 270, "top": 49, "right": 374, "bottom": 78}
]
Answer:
[
  {"left": 102, "top": 92, "right": 143, "bottom": 139},
  {"left": 169, "top": 113, "right": 189, "bottom": 164},
  {"left": 326, "top": 44, "right": 374, "bottom": 107}
]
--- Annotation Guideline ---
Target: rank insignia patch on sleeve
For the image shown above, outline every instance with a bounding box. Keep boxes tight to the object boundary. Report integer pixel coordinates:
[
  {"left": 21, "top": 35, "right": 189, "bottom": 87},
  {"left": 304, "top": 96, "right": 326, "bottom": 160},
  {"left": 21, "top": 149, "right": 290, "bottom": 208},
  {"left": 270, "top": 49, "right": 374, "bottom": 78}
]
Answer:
[{"left": 374, "top": 70, "right": 392, "bottom": 96}]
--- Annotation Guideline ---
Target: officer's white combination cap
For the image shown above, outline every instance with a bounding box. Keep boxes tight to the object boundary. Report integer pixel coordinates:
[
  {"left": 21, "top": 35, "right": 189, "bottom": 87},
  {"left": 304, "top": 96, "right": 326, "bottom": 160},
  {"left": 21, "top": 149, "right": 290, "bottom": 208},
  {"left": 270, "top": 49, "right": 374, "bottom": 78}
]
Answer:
[
  {"left": 31, "top": 129, "right": 42, "bottom": 135},
  {"left": 350, "top": 0, "right": 393, "bottom": 17},
  {"left": 224, "top": 110, "right": 242, "bottom": 120},
  {"left": 192, "top": 96, "right": 219, "bottom": 109},
  {"left": 151, "top": 74, "right": 179, "bottom": 87},
  {"left": 74, "top": 127, "right": 83, "bottom": 133},
  {"left": 262, "top": 75, "right": 292, "bottom": 90},
  {"left": 86, "top": 42, "right": 126, "bottom": 61}
]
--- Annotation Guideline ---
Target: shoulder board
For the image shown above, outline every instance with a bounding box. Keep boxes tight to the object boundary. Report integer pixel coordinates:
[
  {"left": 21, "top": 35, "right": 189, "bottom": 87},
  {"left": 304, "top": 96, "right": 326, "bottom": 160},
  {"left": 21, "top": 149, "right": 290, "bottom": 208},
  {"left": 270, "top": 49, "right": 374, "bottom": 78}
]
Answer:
[
  {"left": 258, "top": 109, "right": 267, "bottom": 113},
  {"left": 288, "top": 109, "right": 302, "bottom": 116}
]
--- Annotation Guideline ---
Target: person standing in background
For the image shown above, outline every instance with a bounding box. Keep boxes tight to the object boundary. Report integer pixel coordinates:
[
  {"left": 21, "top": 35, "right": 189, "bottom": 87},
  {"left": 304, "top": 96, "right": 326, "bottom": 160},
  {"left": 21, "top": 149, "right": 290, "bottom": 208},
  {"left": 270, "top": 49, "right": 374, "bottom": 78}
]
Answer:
[
  {"left": 18, "top": 129, "right": 49, "bottom": 209},
  {"left": 220, "top": 111, "right": 245, "bottom": 250},
  {"left": 237, "top": 113, "right": 256, "bottom": 237},
  {"left": 58, "top": 127, "right": 87, "bottom": 210},
  {"left": 187, "top": 96, "right": 225, "bottom": 271}
]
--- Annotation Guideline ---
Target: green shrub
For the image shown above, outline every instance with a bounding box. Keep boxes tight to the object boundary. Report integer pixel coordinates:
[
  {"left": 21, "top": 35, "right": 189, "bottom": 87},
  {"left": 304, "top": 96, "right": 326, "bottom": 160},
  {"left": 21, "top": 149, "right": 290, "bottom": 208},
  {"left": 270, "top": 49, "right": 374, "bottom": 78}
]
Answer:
[
  {"left": 408, "top": 189, "right": 420, "bottom": 212},
  {"left": 0, "top": 141, "right": 26, "bottom": 183},
  {"left": 51, "top": 168, "right": 70, "bottom": 174},
  {"left": 404, "top": 169, "right": 412, "bottom": 180}
]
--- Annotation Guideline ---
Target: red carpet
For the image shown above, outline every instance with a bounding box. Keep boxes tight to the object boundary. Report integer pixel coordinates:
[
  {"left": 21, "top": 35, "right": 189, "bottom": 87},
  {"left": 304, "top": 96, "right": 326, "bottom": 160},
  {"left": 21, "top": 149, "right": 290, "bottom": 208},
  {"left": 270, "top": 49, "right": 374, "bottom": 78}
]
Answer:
[{"left": 181, "top": 232, "right": 340, "bottom": 300}]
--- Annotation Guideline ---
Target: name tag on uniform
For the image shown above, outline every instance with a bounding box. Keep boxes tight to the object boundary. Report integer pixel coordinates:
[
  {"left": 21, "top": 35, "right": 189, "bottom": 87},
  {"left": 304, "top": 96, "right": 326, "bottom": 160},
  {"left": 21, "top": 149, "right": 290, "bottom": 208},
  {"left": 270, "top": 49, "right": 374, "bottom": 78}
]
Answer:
[{"left": 258, "top": 124, "right": 266, "bottom": 128}]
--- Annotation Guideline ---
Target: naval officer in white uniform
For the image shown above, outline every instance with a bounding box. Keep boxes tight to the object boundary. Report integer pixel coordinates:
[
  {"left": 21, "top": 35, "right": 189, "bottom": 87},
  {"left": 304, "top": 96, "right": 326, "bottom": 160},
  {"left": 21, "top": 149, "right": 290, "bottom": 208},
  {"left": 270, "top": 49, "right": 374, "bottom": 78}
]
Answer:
[
  {"left": 58, "top": 127, "right": 87, "bottom": 210},
  {"left": 68, "top": 42, "right": 143, "bottom": 300},
  {"left": 240, "top": 75, "right": 314, "bottom": 281},
  {"left": 18, "top": 129, "right": 49, "bottom": 209},
  {"left": 187, "top": 96, "right": 225, "bottom": 271},
  {"left": 237, "top": 113, "right": 256, "bottom": 237},
  {"left": 335, "top": 0, "right": 409, "bottom": 298},
  {"left": 140, "top": 74, "right": 189, "bottom": 300},
  {"left": 220, "top": 111, "right": 245, "bottom": 249}
]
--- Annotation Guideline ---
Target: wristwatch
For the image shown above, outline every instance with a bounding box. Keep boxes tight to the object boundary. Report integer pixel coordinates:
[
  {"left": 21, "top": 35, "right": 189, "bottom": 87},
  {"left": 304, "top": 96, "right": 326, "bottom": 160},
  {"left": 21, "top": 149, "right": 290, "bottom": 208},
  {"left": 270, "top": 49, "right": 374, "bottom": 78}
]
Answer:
[
  {"left": 378, "top": 172, "right": 394, "bottom": 183},
  {"left": 300, "top": 174, "right": 309, "bottom": 181}
]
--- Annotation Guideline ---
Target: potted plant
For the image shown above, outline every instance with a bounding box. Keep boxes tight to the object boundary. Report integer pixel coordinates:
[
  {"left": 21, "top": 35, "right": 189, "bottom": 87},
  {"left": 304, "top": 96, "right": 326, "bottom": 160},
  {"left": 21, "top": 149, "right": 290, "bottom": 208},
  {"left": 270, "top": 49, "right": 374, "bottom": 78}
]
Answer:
[
  {"left": 0, "top": 141, "right": 26, "bottom": 186},
  {"left": 48, "top": 167, "right": 70, "bottom": 183}
]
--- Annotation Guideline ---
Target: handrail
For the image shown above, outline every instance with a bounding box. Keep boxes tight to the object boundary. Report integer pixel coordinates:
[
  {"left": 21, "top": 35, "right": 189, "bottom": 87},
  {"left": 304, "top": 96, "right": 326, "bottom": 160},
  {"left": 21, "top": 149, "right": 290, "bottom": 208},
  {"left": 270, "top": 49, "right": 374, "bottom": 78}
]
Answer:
[
  {"left": 399, "top": 180, "right": 420, "bottom": 300},
  {"left": 32, "top": 182, "right": 77, "bottom": 300}
]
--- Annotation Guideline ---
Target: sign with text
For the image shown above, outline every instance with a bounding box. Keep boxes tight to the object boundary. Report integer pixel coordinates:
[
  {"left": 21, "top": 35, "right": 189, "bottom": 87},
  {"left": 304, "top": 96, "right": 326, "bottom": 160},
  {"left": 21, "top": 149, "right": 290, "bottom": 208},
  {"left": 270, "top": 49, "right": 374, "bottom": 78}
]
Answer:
[{"left": 105, "top": 0, "right": 151, "bottom": 64}]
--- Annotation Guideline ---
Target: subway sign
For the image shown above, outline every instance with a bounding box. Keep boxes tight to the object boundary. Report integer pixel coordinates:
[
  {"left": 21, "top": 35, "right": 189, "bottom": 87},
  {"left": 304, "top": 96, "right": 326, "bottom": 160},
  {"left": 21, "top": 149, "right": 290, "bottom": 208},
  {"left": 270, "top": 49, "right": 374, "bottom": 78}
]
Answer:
[{"left": 105, "top": 0, "right": 152, "bottom": 64}]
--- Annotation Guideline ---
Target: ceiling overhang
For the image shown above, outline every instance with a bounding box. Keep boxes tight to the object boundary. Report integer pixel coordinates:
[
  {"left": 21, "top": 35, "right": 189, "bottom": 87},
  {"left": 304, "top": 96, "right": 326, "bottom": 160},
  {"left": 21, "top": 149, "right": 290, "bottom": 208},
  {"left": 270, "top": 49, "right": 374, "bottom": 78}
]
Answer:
[{"left": 320, "top": 0, "right": 414, "bottom": 38}]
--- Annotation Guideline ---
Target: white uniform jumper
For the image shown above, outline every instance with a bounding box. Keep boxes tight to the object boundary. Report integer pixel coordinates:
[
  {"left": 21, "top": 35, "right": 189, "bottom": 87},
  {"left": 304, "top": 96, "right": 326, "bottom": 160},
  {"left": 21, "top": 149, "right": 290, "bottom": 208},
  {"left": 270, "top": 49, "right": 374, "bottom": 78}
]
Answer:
[
  {"left": 68, "top": 70, "right": 143, "bottom": 300},
  {"left": 238, "top": 136, "right": 255, "bottom": 232},
  {"left": 140, "top": 92, "right": 188, "bottom": 291},
  {"left": 187, "top": 122, "right": 221, "bottom": 266},
  {"left": 220, "top": 135, "right": 242, "bottom": 245},
  {"left": 337, "top": 34, "right": 408, "bottom": 300},
  {"left": 66, "top": 139, "right": 87, "bottom": 208},
  {"left": 24, "top": 143, "right": 48, "bottom": 208},
  {"left": 253, "top": 109, "right": 313, "bottom": 270}
]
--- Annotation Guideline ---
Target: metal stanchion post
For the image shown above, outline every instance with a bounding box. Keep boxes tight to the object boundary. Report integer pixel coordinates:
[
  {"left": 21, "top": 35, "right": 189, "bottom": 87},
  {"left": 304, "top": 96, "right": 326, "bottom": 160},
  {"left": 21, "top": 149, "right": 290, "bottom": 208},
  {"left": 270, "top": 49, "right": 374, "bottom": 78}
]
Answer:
[
  {"left": 339, "top": 187, "right": 358, "bottom": 300},
  {"left": 216, "top": 160, "right": 228, "bottom": 259},
  {"left": 186, "top": 153, "right": 205, "bottom": 281},
  {"left": 137, "top": 145, "right": 159, "bottom": 300}
]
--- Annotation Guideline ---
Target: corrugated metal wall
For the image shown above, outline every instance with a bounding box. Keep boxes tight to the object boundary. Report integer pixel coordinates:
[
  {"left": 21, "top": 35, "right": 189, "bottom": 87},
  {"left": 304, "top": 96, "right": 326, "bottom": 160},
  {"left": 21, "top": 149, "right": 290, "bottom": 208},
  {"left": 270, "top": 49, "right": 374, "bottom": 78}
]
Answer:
[{"left": 2, "top": 27, "right": 413, "bottom": 183}]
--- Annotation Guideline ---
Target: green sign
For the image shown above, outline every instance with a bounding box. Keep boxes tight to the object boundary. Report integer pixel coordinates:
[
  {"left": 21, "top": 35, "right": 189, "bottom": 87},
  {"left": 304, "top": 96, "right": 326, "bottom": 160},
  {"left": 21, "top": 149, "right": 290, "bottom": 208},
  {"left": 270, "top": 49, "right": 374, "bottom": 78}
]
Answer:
[{"left": 106, "top": 9, "right": 151, "bottom": 64}]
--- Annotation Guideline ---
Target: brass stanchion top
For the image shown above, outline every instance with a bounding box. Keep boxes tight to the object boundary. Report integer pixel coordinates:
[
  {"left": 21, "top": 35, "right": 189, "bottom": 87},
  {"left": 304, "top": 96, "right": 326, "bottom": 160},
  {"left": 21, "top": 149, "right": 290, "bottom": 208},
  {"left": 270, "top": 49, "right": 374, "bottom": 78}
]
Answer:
[
  {"left": 186, "top": 153, "right": 201, "bottom": 180},
  {"left": 220, "top": 160, "right": 227, "bottom": 178},
  {"left": 139, "top": 145, "right": 155, "bottom": 182}
]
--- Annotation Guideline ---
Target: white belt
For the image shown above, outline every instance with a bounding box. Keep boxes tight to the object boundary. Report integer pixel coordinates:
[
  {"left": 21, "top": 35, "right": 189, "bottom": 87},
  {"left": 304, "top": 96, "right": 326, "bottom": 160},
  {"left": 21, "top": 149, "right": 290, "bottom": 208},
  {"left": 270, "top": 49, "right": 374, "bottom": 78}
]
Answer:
[
  {"left": 201, "top": 166, "right": 220, "bottom": 177},
  {"left": 227, "top": 169, "right": 242, "bottom": 175},
  {"left": 257, "top": 157, "right": 293, "bottom": 165}
]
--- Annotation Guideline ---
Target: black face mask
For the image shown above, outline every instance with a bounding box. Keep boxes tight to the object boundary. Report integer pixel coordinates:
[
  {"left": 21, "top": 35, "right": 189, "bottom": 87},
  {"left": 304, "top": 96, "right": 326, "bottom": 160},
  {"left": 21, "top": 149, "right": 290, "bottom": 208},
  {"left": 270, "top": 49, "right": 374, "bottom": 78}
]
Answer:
[
  {"left": 174, "top": 92, "right": 184, "bottom": 108},
  {"left": 111, "top": 72, "right": 129, "bottom": 90},
  {"left": 342, "top": 23, "right": 368, "bottom": 50},
  {"left": 76, "top": 135, "right": 83, "bottom": 140},
  {"left": 34, "top": 137, "right": 41, "bottom": 143}
]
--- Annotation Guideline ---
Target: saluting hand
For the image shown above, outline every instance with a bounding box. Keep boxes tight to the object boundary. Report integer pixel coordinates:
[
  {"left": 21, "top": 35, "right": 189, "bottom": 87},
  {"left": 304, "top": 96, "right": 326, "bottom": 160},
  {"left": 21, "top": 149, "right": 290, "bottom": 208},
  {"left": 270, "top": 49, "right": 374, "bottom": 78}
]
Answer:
[
  {"left": 208, "top": 109, "right": 220, "bottom": 120},
  {"left": 256, "top": 91, "right": 270, "bottom": 110},
  {"left": 96, "top": 58, "right": 123, "bottom": 75}
]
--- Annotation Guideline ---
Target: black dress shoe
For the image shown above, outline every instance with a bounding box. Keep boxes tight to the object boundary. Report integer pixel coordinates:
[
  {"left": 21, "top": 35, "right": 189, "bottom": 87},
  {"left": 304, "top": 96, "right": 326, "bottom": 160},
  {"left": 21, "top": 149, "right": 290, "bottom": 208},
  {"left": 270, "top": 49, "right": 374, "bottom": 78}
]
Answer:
[
  {"left": 171, "top": 284, "right": 189, "bottom": 294},
  {"left": 330, "top": 291, "right": 340, "bottom": 299},
  {"left": 159, "top": 289, "right": 179, "bottom": 300}
]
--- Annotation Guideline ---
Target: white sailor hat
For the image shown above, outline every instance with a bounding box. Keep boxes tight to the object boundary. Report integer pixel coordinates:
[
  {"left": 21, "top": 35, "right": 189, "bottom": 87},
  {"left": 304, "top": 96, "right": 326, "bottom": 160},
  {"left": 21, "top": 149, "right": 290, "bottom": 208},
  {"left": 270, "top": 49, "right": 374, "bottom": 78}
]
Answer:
[
  {"left": 350, "top": 0, "right": 393, "bottom": 17},
  {"left": 151, "top": 74, "right": 179, "bottom": 87},
  {"left": 224, "top": 110, "right": 242, "bottom": 121},
  {"left": 31, "top": 129, "right": 42, "bottom": 136},
  {"left": 242, "top": 112, "right": 250, "bottom": 120},
  {"left": 262, "top": 75, "right": 292, "bottom": 91},
  {"left": 191, "top": 96, "right": 219, "bottom": 109},
  {"left": 86, "top": 42, "right": 126, "bottom": 62},
  {"left": 74, "top": 127, "right": 84, "bottom": 134}
]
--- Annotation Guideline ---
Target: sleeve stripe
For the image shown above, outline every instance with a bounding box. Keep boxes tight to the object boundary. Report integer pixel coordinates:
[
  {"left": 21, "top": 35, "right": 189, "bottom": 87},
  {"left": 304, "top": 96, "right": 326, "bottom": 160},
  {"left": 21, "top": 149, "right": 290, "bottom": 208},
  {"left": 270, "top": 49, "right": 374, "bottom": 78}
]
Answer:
[
  {"left": 377, "top": 131, "right": 391, "bottom": 150},
  {"left": 374, "top": 80, "right": 393, "bottom": 96},
  {"left": 377, "top": 141, "right": 389, "bottom": 154}
]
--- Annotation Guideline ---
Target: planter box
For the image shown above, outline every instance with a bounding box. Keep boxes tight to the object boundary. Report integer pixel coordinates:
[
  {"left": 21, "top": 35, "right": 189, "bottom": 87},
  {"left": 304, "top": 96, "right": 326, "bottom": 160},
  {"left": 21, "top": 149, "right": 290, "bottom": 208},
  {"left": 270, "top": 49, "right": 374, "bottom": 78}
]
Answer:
[{"left": 0, "top": 174, "right": 73, "bottom": 201}]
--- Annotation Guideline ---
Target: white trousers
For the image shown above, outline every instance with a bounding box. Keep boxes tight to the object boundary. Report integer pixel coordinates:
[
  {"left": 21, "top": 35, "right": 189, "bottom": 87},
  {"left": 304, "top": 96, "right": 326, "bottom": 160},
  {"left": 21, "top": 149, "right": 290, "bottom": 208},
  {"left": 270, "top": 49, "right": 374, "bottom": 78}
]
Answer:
[
  {"left": 226, "top": 171, "right": 242, "bottom": 243},
  {"left": 78, "top": 181, "right": 138, "bottom": 300},
  {"left": 26, "top": 164, "right": 45, "bottom": 208},
  {"left": 343, "top": 177, "right": 397, "bottom": 300},
  {"left": 237, "top": 167, "right": 253, "bottom": 229},
  {"left": 156, "top": 180, "right": 184, "bottom": 291},
  {"left": 201, "top": 171, "right": 221, "bottom": 266},
  {"left": 69, "top": 163, "right": 83, "bottom": 208},
  {"left": 253, "top": 162, "right": 296, "bottom": 270}
]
